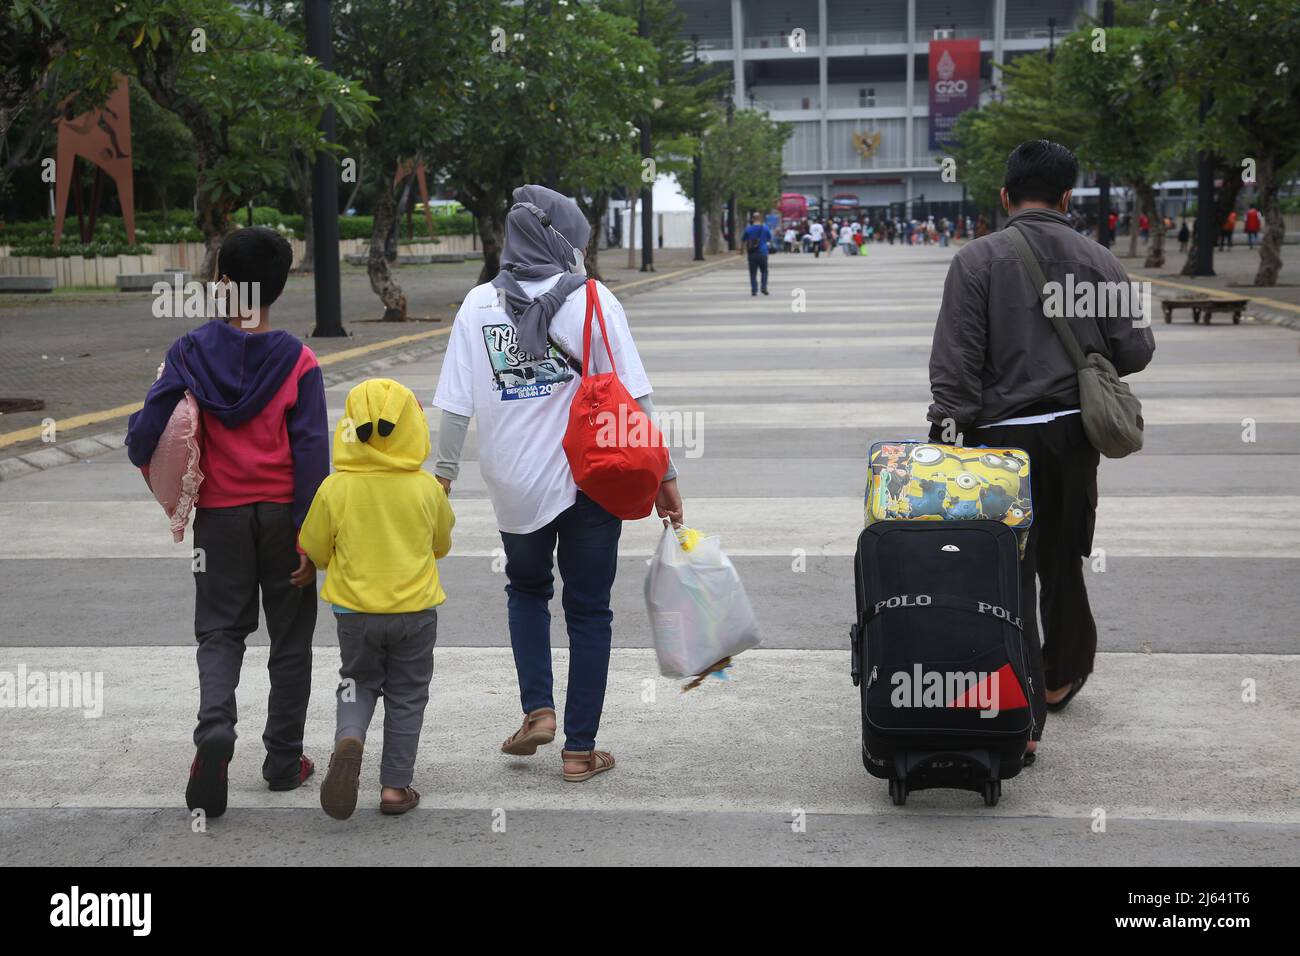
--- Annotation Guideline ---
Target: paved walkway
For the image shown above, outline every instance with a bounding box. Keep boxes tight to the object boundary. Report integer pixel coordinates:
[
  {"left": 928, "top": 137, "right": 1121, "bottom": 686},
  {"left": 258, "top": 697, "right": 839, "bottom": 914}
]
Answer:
[
  {"left": 1, "top": 246, "right": 1297, "bottom": 865},
  {"left": 0, "top": 248, "right": 733, "bottom": 457}
]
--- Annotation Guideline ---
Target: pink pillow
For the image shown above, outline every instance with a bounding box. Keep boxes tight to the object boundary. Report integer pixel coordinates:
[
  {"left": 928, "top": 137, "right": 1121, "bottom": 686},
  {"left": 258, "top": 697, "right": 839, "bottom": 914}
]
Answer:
[{"left": 144, "top": 391, "right": 204, "bottom": 542}]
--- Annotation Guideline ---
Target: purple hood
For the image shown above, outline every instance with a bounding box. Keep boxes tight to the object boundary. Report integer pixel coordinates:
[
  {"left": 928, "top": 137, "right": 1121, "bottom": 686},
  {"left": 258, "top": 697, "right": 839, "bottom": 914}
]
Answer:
[
  {"left": 126, "top": 320, "right": 304, "bottom": 467},
  {"left": 169, "top": 320, "right": 304, "bottom": 427}
]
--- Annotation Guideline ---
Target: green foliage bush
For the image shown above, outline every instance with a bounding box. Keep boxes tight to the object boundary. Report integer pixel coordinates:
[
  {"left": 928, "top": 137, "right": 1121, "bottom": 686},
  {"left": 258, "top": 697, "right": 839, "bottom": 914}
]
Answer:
[
  {"left": 8, "top": 240, "right": 154, "bottom": 258},
  {"left": 1, "top": 207, "right": 476, "bottom": 253}
]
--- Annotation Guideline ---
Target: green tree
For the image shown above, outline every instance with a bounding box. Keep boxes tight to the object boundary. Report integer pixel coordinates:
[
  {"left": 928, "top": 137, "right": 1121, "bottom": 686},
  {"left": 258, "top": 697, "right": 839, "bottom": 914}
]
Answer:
[
  {"left": 57, "top": 0, "right": 374, "bottom": 278},
  {"left": 434, "top": 0, "right": 656, "bottom": 283},
  {"left": 574, "top": 0, "right": 724, "bottom": 278},
  {"left": 1, "top": 1, "right": 66, "bottom": 200},
  {"left": 681, "top": 105, "right": 790, "bottom": 254},
  {"left": 1057, "top": 23, "right": 1193, "bottom": 267},
  {"left": 949, "top": 51, "right": 1088, "bottom": 219},
  {"left": 271, "top": 0, "right": 471, "bottom": 319},
  {"left": 1148, "top": 0, "right": 1300, "bottom": 285},
  {"left": 128, "top": 79, "right": 195, "bottom": 220}
]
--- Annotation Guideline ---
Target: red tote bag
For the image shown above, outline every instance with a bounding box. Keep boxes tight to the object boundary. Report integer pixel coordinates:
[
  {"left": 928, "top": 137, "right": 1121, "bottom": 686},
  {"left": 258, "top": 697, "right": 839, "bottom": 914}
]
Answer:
[{"left": 562, "top": 279, "right": 668, "bottom": 520}]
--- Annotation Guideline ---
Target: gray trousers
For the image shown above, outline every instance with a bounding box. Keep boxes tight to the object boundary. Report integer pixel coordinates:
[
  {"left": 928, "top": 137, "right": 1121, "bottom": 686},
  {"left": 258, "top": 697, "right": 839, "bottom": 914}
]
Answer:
[
  {"left": 334, "top": 609, "right": 438, "bottom": 789},
  {"left": 193, "top": 503, "right": 315, "bottom": 783}
]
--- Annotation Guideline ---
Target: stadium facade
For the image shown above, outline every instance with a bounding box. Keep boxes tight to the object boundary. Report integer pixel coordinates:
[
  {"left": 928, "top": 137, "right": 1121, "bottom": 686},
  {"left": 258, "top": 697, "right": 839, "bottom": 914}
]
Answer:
[{"left": 676, "top": 0, "right": 1092, "bottom": 221}]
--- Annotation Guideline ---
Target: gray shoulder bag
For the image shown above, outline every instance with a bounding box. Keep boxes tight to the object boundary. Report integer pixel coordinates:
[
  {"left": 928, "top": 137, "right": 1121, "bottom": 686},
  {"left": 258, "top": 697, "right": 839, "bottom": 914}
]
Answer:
[{"left": 1004, "top": 225, "right": 1144, "bottom": 459}]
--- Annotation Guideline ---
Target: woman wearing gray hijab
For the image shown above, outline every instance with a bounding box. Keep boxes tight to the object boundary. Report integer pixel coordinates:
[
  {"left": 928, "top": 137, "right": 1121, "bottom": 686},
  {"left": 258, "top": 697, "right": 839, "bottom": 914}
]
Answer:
[{"left": 433, "top": 184, "right": 683, "bottom": 782}]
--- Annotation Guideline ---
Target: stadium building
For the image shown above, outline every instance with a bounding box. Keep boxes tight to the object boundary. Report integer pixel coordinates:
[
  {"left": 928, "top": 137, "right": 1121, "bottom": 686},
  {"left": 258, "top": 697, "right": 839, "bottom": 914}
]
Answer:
[{"left": 676, "top": 0, "right": 1093, "bottom": 222}]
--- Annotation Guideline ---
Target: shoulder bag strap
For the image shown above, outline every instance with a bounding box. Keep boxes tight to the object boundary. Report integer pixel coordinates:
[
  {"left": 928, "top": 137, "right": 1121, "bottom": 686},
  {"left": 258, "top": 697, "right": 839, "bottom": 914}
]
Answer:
[
  {"left": 1004, "top": 225, "right": 1088, "bottom": 372},
  {"left": 580, "top": 278, "right": 618, "bottom": 377}
]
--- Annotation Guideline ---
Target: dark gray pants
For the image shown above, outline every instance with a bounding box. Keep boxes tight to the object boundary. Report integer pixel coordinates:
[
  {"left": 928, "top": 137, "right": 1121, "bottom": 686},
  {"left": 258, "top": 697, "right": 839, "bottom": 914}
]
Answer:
[
  {"left": 192, "top": 503, "right": 316, "bottom": 783},
  {"left": 335, "top": 610, "right": 438, "bottom": 789}
]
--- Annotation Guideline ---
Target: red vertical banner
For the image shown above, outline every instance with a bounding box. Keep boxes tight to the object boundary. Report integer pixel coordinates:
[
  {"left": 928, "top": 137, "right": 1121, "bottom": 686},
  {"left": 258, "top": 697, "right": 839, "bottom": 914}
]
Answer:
[{"left": 928, "top": 38, "right": 981, "bottom": 151}]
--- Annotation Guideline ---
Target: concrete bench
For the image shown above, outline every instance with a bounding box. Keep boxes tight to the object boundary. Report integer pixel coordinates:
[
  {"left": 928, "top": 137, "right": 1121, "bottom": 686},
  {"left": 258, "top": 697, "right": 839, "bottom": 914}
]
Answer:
[
  {"left": 117, "top": 271, "right": 191, "bottom": 292},
  {"left": 1161, "top": 296, "right": 1249, "bottom": 325},
  {"left": 0, "top": 275, "right": 56, "bottom": 293}
]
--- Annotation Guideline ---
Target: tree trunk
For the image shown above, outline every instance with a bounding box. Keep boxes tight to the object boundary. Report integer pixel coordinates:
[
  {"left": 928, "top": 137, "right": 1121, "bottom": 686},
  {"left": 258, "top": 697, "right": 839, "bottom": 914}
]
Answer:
[
  {"left": 1138, "top": 182, "right": 1164, "bottom": 269},
  {"left": 300, "top": 187, "right": 315, "bottom": 273},
  {"left": 292, "top": 152, "right": 315, "bottom": 273},
  {"left": 706, "top": 198, "right": 724, "bottom": 255},
  {"left": 626, "top": 193, "right": 637, "bottom": 269},
  {"left": 1253, "top": 152, "right": 1284, "bottom": 287},
  {"left": 385, "top": 175, "right": 412, "bottom": 263},
  {"left": 197, "top": 195, "right": 232, "bottom": 280},
  {"left": 579, "top": 191, "right": 608, "bottom": 282},
  {"left": 367, "top": 179, "right": 407, "bottom": 321},
  {"left": 474, "top": 205, "right": 505, "bottom": 284},
  {"left": 1181, "top": 169, "right": 1242, "bottom": 276}
]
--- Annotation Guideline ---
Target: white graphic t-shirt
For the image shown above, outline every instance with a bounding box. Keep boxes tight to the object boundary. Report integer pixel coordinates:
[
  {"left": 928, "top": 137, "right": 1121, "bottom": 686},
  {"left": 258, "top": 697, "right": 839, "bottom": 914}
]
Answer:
[{"left": 433, "top": 274, "right": 652, "bottom": 534}]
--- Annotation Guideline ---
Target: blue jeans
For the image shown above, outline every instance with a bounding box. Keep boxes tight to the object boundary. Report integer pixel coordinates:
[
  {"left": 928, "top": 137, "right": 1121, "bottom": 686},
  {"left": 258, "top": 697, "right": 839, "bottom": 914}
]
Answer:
[
  {"left": 747, "top": 253, "right": 768, "bottom": 294},
  {"left": 500, "top": 492, "right": 623, "bottom": 752}
]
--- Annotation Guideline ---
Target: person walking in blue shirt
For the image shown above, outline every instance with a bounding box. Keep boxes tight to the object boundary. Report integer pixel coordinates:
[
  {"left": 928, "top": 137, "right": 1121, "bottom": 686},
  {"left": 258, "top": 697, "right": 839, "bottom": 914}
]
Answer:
[{"left": 742, "top": 212, "right": 772, "bottom": 296}]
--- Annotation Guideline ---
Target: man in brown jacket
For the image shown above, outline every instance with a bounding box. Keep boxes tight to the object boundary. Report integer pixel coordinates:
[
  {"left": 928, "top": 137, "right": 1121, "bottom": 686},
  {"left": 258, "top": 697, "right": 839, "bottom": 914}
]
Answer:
[{"left": 927, "top": 140, "right": 1155, "bottom": 757}]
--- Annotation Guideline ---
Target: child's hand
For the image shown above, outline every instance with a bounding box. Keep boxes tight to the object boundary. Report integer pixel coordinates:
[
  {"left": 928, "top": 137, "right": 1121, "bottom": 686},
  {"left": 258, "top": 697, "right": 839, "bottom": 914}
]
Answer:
[{"left": 290, "top": 554, "right": 316, "bottom": 588}]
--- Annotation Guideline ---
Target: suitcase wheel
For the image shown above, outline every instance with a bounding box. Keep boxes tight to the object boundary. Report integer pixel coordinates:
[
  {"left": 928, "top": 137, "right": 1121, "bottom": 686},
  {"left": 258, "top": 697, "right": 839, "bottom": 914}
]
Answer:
[
  {"left": 982, "top": 780, "right": 1001, "bottom": 807},
  {"left": 889, "top": 777, "right": 908, "bottom": 806}
]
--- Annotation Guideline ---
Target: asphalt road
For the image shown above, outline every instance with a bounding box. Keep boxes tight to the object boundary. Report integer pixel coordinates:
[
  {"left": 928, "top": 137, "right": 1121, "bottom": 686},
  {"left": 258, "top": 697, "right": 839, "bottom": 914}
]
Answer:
[{"left": 1, "top": 245, "right": 1298, "bottom": 865}]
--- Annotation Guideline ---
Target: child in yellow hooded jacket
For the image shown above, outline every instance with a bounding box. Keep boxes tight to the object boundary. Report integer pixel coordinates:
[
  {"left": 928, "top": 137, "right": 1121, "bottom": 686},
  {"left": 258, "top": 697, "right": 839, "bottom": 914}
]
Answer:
[{"left": 299, "top": 379, "right": 454, "bottom": 819}]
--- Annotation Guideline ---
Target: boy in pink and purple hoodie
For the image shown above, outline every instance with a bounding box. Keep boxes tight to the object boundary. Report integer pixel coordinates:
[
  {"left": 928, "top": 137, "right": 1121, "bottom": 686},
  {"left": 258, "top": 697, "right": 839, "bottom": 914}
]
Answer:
[{"left": 125, "top": 227, "right": 329, "bottom": 818}]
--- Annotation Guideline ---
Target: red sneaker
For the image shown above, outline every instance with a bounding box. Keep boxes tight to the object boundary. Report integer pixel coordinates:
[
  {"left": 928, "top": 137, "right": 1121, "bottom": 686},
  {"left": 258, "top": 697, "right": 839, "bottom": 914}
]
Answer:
[{"left": 268, "top": 754, "right": 315, "bottom": 792}]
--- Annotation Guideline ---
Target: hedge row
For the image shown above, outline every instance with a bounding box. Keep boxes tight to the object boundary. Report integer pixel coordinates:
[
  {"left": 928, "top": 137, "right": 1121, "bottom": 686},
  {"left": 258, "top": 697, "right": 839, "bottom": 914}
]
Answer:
[{"left": 2, "top": 207, "right": 477, "bottom": 254}]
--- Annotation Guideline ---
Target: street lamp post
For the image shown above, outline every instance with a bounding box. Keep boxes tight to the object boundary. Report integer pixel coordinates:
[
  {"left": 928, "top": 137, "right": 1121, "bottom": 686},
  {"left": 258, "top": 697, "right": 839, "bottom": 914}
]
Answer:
[
  {"left": 691, "top": 35, "right": 704, "bottom": 261},
  {"left": 305, "top": 0, "right": 344, "bottom": 337},
  {"left": 1195, "top": 93, "right": 1217, "bottom": 276},
  {"left": 1095, "top": 1, "right": 1114, "bottom": 248},
  {"left": 639, "top": 0, "right": 654, "bottom": 272},
  {"left": 726, "top": 94, "right": 736, "bottom": 252}
]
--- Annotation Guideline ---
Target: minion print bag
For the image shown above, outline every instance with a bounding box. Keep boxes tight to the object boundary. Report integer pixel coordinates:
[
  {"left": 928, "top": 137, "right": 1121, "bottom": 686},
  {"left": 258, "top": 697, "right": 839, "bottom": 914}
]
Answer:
[{"left": 865, "top": 441, "right": 1033, "bottom": 530}]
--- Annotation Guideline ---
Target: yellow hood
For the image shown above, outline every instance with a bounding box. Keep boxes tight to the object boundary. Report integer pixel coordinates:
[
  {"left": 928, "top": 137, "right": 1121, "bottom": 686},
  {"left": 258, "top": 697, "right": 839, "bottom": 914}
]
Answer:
[{"left": 332, "top": 378, "right": 430, "bottom": 473}]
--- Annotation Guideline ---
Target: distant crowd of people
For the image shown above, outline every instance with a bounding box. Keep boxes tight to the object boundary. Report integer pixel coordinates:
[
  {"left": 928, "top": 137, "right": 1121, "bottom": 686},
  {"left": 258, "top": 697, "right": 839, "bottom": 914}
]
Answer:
[{"left": 771, "top": 213, "right": 990, "bottom": 257}]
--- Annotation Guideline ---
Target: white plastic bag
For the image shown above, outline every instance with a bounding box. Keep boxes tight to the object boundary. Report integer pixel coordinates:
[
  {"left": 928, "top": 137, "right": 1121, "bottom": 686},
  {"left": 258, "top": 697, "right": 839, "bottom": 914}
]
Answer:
[{"left": 644, "top": 525, "right": 761, "bottom": 679}]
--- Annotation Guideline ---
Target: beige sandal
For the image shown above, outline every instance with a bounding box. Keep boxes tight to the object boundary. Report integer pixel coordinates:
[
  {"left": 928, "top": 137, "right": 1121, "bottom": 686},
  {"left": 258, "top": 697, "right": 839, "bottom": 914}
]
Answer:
[
  {"left": 562, "top": 749, "right": 615, "bottom": 783},
  {"left": 501, "top": 707, "right": 557, "bottom": 755}
]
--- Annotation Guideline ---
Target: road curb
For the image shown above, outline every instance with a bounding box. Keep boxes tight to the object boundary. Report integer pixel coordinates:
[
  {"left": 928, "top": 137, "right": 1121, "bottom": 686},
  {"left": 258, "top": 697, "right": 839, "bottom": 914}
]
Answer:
[
  {"left": 603, "top": 253, "right": 745, "bottom": 299},
  {"left": 0, "top": 256, "right": 740, "bottom": 482}
]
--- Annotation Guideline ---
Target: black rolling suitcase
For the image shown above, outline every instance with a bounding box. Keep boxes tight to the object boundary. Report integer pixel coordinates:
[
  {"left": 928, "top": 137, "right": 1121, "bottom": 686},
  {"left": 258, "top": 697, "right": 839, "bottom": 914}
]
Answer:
[{"left": 850, "top": 520, "right": 1034, "bottom": 806}]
